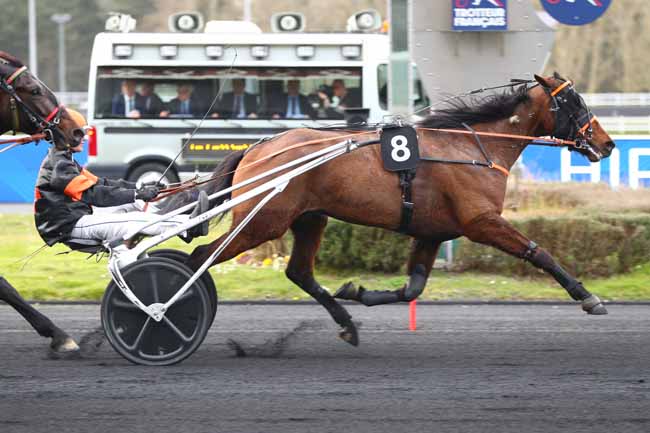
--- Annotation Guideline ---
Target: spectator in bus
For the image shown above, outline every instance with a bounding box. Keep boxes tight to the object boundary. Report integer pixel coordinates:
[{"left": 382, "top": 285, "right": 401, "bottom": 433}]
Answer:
[
  {"left": 318, "top": 79, "right": 361, "bottom": 118},
  {"left": 160, "top": 84, "right": 205, "bottom": 117},
  {"left": 111, "top": 79, "right": 145, "bottom": 118},
  {"left": 213, "top": 79, "right": 258, "bottom": 119},
  {"left": 270, "top": 80, "right": 316, "bottom": 119},
  {"left": 139, "top": 81, "right": 165, "bottom": 117}
]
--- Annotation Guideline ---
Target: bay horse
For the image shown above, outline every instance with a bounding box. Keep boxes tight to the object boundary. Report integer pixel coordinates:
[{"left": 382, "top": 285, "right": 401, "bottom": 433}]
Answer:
[
  {"left": 0, "top": 51, "right": 86, "bottom": 355},
  {"left": 168, "top": 73, "right": 615, "bottom": 345}
]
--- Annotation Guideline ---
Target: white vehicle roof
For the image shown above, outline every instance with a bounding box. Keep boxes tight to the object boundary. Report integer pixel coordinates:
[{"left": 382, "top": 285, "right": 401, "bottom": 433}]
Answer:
[{"left": 90, "top": 31, "right": 389, "bottom": 68}]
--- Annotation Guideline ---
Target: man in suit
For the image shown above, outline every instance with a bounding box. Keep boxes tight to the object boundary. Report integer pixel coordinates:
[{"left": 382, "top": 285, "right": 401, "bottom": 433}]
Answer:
[
  {"left": 270, "top": 80, "right": 316, "bottom": 119},
  {"left": 160, "top": 84, "right": 205, "bottom": 117},
  {"left": 318, "top": 79, "right": 362, "bottom": 119},
  {"left": 213, "top": 79, "right": 258, "bottom": 119},
  {"left": 111, "top": 79, "right": 146, "bottom": 118},
  {"left": 139, "top": 81, "right": 165, "bottom": 117}
]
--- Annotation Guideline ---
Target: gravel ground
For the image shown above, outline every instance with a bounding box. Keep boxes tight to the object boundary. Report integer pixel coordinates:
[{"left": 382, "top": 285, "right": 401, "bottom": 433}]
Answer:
[{"left": 0, "top": 303, "right": 649, "bottom": 433}]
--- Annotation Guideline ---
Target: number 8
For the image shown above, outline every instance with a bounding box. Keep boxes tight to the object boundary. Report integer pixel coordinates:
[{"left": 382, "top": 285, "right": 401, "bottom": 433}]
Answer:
[{"left": 391, "top": 135, "right": 411, "bottom": 162}]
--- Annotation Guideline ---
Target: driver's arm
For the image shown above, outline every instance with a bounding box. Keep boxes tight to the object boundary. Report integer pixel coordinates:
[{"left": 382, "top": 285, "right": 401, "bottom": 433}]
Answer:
[{"left": 51, "top": 160, "right": 135, "bottom": 207}]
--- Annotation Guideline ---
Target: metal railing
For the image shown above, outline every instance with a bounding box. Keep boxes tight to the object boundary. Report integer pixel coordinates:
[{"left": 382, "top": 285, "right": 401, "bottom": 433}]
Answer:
[{"left": 583, "top": 93, "right": 650, "bottom": 107}]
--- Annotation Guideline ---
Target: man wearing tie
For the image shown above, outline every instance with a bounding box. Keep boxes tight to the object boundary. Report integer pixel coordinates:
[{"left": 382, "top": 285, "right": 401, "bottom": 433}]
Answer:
[
  {"left": 111, "top": 80, "right": 145, "bottom": 118},
  {"left": 160, "top": 84, "right": 203, "bottom": 117},
  {"left": 214, "top": 79, "right": 258, "bottom": 119},
  {"left": 271, "top": 80, "right": 316, "bottom": 119}
]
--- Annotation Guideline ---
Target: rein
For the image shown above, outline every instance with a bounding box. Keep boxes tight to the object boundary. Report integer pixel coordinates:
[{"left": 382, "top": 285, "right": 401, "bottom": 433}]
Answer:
[
  {"left": 154, "top": 124, "right": 574, "bottom": 200},
  {"left": 0, "top": 132, "right": 47, "bottom": 153}
]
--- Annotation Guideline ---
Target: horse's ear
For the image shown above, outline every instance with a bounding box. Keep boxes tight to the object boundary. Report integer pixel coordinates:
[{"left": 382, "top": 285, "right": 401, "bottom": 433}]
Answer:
[{"left": 534, "top": 74, "right": 551, "bottom": 88}]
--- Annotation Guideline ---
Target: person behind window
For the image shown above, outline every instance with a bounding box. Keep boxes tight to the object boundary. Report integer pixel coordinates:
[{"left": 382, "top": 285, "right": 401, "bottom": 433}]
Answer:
[
  {"left": 160, "top": 83, "right": 205, "bottom": 117},
  {"left": 318, "top": 79, "right": 362, "bottom": 118},
  {"left": 213, "top": 79, "right": 258, "bottom": 119},
  {"left": 270, "top": 80, "right": 316, "bottom": 119},
  {"left": 139, "top": 81, "right": 165, "bottom": 117},
  {"left": 111, "top": 79, "right": 145, "bottom": 118}
]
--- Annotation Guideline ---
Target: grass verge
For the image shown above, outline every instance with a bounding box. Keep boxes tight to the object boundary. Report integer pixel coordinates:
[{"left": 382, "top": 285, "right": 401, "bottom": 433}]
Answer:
[{"left": 1, "top": 214, "right": 649, "bottom": 301}]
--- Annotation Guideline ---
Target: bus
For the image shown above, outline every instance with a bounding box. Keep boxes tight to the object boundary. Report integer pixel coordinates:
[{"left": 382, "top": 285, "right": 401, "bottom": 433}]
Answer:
[{"left": 85, "top": 19, "right": 430, "bottom": 184}]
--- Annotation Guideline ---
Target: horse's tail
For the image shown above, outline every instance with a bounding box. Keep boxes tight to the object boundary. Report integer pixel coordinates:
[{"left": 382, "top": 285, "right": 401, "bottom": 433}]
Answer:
[
  {"left": 157, "top": 150, "right": 245, "bottom": 216},
  {"left": 205, "top": 149, "right": 246, "bottom": 207}
]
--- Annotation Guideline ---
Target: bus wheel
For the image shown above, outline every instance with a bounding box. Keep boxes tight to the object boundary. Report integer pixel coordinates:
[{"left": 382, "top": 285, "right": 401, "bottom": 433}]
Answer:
[{"left": 128, "top": 162, "right": 179, "bottom": 187}]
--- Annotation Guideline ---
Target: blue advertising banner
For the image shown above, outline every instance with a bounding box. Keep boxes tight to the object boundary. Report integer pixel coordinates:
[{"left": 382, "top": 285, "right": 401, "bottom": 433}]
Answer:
[
  {"left": 540, "top": 0, "right": 611, "bottom": 26},
  {"left": 452, "top": 0, "right": 508, "bottom": 31},
  {"left": 521, "top": 137, "right": 650, "bottom": 189},
  {"left": 0, "top": 141, "right": 87, "bottom": 203}
]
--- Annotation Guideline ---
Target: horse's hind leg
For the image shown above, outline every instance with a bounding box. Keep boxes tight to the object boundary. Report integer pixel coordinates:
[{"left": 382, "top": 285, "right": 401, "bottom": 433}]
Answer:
[
  {"left": 463, "top": 212, "right": 607, "bottom": 314},
  {"left": 0, "top": 276, "right": 79, "bottom": 354},
  {"left": 285, "top": 212, "right": 359, "bottom": 346},
  {"left": 334, "top": 239, "right": 440, "bottom": 306}
]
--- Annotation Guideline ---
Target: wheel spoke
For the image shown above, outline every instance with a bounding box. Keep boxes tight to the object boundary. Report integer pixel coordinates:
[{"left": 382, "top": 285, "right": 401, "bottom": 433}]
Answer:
[
  {"left": 162, "top": 316, "right": 194, "bottom": 343},
  {"left": 111, "top": 298, "right": 141, "bottom": 311},
  {"left": 149, "top": 269, "right": 160, "bottom": 303},
  {"left": 126, "top": 317, "right": 151, "bottom": 350}
]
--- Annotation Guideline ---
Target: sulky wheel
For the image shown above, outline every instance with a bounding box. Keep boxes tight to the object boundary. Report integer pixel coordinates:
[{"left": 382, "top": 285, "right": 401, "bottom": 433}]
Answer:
[
  {"left": 148, "top": 249, "right": 218, "bottom": 324},
  {"left": 101, "top": 257, "right": 211, "bottom": 366}
]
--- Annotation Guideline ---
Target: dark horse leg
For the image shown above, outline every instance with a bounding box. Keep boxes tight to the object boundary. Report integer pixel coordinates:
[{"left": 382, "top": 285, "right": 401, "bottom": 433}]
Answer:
[
  {"left": 186, "top": 211, "right": 358, "bottom": 345},
  {"left": 334, "top": 239, "right": 440, "bottom": 306},
  {"left": 285, "top": 212, "right": 359, "bottom": 345},
  {"left": 0, "top": 275, "right": 79, "bottom": 354},
  {"left": 463, "top": 212, "right": 607, "bottom": 314}
]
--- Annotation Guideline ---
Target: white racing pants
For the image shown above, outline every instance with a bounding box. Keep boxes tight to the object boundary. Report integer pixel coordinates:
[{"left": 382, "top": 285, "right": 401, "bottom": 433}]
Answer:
[{"left": 68, "top": 202, "right": 189, "bottom": 244}]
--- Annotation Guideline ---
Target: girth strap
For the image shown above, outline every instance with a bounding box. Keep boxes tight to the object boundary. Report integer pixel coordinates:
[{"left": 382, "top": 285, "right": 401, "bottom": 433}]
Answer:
[{"left": 398, "top": 168, "right": 417, "bottom": 233}]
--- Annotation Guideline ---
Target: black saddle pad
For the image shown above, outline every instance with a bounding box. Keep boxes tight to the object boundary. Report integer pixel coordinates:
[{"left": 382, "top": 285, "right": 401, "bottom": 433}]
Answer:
[{"left": 380, "top": 125, "right": 419, "bottom": 172}]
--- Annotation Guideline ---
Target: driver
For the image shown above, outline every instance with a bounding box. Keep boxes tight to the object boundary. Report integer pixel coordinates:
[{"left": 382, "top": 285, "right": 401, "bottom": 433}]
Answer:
[{"left": 34, "top": 109, "right": 209, "bottom": 247}]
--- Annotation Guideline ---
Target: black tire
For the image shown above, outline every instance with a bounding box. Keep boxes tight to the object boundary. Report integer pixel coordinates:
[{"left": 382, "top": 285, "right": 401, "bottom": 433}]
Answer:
[
  {"left": 127, "top": 162, "right": 179, "bottom": 186},
  {"left": 149, "top": 249, "right": 218, "bottom": 324},
  {"left": 101, "top": 257, "right": 211, "bottom": 366}
]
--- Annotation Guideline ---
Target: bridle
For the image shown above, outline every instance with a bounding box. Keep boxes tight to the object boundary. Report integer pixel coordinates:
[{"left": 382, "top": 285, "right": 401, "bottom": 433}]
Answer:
[
  {"left": 543, "top": 78, "right": 600, "bottom": 160},
  {"left": 0, "top": 63, "right": 66, "bottom": 145}
]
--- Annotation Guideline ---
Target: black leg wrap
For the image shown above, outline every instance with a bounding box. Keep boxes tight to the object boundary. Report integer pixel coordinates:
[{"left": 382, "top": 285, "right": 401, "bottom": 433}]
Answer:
[
  {"left": 524, "top": 243, "right": 607, "bottom": 314},
  {"left": 335, "top": 264, "right": 428, "bottom": 306}
]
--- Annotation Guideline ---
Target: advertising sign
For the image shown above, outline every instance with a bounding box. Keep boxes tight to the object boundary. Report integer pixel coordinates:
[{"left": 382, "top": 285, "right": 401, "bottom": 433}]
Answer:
[
  {"left": 540, "top": 0, "right": 612, "bottom": 26},
  {"left": 521, "top": 138, "right": 650, "bottom": 189},
  {"left": 452, "top": 0, "right": 508, "bottom": 31}
]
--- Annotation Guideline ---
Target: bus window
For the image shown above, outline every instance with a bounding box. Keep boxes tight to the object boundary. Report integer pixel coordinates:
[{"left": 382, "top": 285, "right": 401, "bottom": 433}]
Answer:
[
  {"left": 377, "top": 64, "right": 430, "bottom": 112},
  {"left": 93, "top": 67, "right": 362, "bottom": 120}
]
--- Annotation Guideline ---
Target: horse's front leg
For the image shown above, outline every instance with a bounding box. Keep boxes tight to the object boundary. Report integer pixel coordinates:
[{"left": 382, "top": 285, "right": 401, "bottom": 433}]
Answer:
[
  {"left": 334, "top": 239, "right": 440, "bottom": 306},
  {"left": 463, "top": 212, "right": 607, "bottom": 314}
]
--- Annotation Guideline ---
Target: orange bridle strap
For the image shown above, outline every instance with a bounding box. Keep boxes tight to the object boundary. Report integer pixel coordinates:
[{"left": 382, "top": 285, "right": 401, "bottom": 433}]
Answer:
[{"left": 550, "top": 80, "right": 572, "bottom": 97}]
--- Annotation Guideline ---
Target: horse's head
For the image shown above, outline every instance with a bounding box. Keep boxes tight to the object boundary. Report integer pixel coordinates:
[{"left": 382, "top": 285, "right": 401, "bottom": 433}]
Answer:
[
  {"left": 534, "top": 73, "right": 615, "bottom": 162},
  {"left": 0, "top": 52, "right": 85, "bottom": 150}
]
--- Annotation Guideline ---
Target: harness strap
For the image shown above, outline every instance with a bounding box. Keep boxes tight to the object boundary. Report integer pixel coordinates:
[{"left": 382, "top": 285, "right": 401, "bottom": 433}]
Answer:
[
  {"left": 9, "top": 97, "right": 19, "bottom": 134},
  {"left": 5, "top": 66, "right": 27, "bottom": 85},
  {"left": 397, "top": 169, "right": 416, "bottom": 233},
  {"left": 44, "top": 104, "right": 63, "bottom": 123},
  {"left": 550, "top": 80, "right": 572, "bottom": 97}
]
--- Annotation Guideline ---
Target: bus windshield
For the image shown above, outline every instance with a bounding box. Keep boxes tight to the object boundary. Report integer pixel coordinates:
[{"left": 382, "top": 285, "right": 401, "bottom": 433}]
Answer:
[{"left": 94, "top": 66, "right": 363, "bottom": 121}]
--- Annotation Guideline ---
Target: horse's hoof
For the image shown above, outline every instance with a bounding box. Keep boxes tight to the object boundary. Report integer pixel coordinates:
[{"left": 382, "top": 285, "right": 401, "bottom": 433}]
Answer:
[
  {"left": 49, "top": 337, "right": 81, "bottom": 359},
  {"left": 338, "top": 324, "right": 359, "bottom": 347},
  {"left": 334, "top": 282, "right": 358, "bottom": 301},
  {"left": 582, "top": 295, "right": 608, "bottom": 315}
]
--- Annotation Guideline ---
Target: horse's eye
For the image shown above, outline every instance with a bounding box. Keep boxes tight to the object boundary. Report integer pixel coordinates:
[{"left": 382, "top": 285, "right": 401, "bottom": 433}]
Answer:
[{"left": 31, "top": 88, "right": 41, "bottom": 96}]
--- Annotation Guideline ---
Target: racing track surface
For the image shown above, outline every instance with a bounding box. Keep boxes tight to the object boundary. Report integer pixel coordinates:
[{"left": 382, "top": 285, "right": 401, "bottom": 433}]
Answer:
[{"left": 1, "top": 303, "right": 649, "bottom": 433}]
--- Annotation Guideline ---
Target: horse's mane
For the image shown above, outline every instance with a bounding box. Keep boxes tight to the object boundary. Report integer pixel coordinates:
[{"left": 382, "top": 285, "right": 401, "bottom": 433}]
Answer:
[
  {"left": 417, "top": 85, "right": 531, "bottom": 129},
  {"left": 0, "top": 51, "right": 24, "bottom": 67}
]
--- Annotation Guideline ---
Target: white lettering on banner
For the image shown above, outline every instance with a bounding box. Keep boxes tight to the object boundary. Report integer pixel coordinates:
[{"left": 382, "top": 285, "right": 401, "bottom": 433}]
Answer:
[
  {"left": 560, "top": 148, "right": 621, "bottom": 186},
  {"left": 561, "top": 148, "right": 600, "bottom": 183},
  {"left": 629, "top": 148, "right": 650, "bottom": 189}
]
